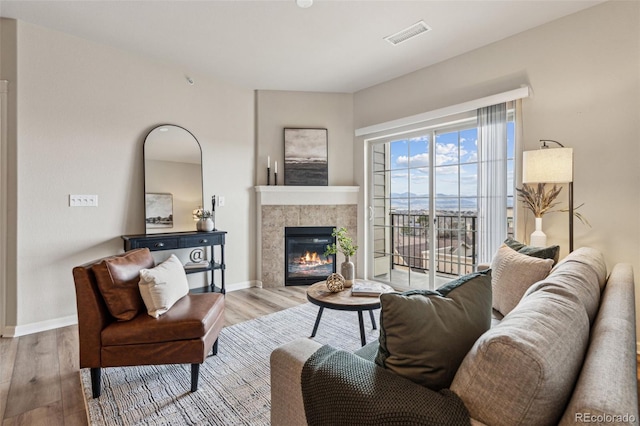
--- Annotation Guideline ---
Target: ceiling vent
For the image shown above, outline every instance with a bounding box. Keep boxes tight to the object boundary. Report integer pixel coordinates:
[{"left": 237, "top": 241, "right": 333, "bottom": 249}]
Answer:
[{"left": 384, "top": 21, "right": 431, "bottom": 46}]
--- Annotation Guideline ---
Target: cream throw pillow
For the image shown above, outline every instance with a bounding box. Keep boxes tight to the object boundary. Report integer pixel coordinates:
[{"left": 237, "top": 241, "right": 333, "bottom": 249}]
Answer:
[
  {"left": 139, "top": 254, "right": 189, "bottom": 318},
  {"left": 491, "top": 245, "right": 553, "bottom": 316}
]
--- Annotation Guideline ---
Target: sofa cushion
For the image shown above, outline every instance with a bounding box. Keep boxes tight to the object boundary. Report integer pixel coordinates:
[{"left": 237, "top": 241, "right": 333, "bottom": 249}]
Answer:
[
  {"left": 92, "top": 248, "right": 155, "bottom": 321},
  {"left": 504, "top": 237, "right": 560, "bottom": 264},
  {"left": 375, "top": 271, "right": 492, "bottom": 390},
  {"left": 451, "top": 272, "right": 591, "bottom": 426},
  {"left": 491, "top": 245, "right": 553, "bottom": 316},
  {"left": 139, "top": 254, "right": 190, "bottom": 318},
  {"left": 524, "top": 247, "right": 606, "bottom": 324}
]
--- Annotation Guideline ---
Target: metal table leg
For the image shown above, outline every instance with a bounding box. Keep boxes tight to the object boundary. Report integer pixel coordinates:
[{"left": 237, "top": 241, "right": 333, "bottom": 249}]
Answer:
[
  {"left": 357, "top": 310, "right": 366, "bottom": 346},
  {"left": 311, "top": 307, "right": 324, "bottom": 338},
  {"left": 369, "top": 309, "right": 377, "bottom": 330}
]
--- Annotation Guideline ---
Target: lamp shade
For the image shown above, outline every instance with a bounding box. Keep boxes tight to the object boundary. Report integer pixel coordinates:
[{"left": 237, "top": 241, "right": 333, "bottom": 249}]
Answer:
[{"left": 522, "top": 147, "right": 573, "bottom": 183}]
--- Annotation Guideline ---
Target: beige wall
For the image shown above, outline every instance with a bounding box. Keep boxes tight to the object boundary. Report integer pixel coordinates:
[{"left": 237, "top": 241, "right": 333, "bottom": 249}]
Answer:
[
  {"left": 0, "top": 19, "right": 18, "bottom": 329},
  {"left": 2, "top": 1, "right": 639, "bottom": 340},
  {"left": 353, "top": 1, "right": 640, "bottom": 340},
  {"left": 255, "top": 90, "right": 354, "bottom": 186},
  {"left": 1, "top": 20, "right": 255, "bottom": 332}
]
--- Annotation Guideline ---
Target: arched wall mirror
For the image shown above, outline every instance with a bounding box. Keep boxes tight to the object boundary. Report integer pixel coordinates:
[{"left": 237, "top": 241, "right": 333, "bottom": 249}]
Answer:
[{"left": 144, "top": 124, "right": 203, "bottom": 234}]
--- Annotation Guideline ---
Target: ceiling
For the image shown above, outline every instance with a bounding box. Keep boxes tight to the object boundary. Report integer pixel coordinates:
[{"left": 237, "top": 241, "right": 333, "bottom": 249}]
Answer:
[{"left": 0, "top": 0, "right": 604, "bottom": 93}]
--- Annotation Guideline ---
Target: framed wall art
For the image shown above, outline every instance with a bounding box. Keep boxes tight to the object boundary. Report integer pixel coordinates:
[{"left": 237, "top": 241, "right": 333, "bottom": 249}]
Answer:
[
  {"left": 145, "top": 193, "right": 173, "bottom": 228},
  {"left": 284, "top": 128, "right": 328, "bottom": 186}
]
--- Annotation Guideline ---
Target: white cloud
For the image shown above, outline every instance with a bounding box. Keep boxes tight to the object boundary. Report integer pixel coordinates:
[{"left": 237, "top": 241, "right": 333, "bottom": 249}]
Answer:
[
  {"left": 435, "top": 143, "right": 467, "bottom": 166},
  {"left": 396, "top": 152, "right": 429, "bottom": 167},
  {"left": 410, "top": 174, "right": 429, "bottom": 182},
  {"left": 396, "top": 155, "right": 409, "bottom": 166},
  {"left": 436, "top": 143, "right": 458, "bottom": 155},
  {"left": 391, "top": 171, "right": 408, "bottom": 179},
  {"left": 465, "top": 152, "right": 478, "bottom": 162},
  {"left": 395, "top": 144, "right": 472, "bottom": 168},
  {"left": 436, "top": 165, "right": 459, "bottom": 175}
]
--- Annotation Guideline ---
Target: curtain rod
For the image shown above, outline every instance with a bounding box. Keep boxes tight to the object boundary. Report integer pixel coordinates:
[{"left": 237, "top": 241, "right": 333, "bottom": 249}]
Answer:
[{"left": 355, "top": 86, "right": 531, "bottom": 137}]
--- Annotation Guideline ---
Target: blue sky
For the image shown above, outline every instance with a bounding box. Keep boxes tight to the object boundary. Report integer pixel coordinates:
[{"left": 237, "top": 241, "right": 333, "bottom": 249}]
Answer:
[{"left": 383, "top": 122, "right": 515, "bottom": 211}]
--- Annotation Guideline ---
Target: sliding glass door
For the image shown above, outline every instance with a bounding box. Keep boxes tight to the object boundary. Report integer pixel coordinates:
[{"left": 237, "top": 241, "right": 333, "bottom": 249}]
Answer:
[{"left": 369, "top": 113, "right": 515, "bottom": 290}]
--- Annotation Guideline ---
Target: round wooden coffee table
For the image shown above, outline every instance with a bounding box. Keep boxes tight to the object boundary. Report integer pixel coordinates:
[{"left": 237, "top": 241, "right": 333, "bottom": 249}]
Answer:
[{"left": 306, "top": 279, "right": 394, "bottom": 346}]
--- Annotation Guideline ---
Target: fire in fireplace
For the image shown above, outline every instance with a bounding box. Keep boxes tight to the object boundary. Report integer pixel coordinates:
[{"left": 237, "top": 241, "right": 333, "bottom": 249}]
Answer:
[{"left": 285, "top": 226, "right": 336, "bottom": 285}]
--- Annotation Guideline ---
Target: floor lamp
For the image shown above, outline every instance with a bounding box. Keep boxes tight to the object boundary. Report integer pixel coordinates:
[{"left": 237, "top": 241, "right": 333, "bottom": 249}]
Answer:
[{"left": 522, "top": 140, "right": 574, "bottom": 252}]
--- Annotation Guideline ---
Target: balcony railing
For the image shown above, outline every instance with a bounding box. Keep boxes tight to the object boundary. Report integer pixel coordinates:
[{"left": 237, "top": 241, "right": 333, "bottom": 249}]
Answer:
[{"left": 390, "top": 212, "right": 477, "bottom": 276}]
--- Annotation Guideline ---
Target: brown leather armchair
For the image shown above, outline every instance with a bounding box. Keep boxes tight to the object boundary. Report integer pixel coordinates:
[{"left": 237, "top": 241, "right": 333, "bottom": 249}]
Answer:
[{"left": 72, "top": 248, "right": 225, "bottom": 398}]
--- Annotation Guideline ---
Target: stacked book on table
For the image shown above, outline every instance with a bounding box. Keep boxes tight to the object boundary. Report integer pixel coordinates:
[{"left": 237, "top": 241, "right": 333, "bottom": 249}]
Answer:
[
  {"left": 351, "top": 281, "right": 388, "bottom": 297},
  {"left": 183, "top": 260, "right": 210, "bottom": 269}
]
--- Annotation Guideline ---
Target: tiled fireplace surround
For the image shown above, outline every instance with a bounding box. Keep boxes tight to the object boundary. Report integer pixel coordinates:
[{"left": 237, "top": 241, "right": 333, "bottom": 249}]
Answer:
[{"left": 256, "top": 186, "right": 359, "bottom": 288}]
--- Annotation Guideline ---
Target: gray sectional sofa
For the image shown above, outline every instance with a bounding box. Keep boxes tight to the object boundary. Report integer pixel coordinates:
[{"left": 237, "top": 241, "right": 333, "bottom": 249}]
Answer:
[{"left": 270, "top": 247, "right": 638, "bottom": 425}]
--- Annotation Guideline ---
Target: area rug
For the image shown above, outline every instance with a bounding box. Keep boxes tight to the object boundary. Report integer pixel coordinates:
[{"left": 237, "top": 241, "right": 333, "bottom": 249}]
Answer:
[{"left": 80, "top": 302, "right": 381, "bottom": 425}]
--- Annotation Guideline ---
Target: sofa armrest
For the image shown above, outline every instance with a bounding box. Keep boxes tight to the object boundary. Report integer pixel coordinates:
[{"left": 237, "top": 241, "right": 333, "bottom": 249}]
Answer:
[
  {"left": 559, "top": 263, "right": 638, "bottom": 425},
  {"left": 73, "top": 265, "right": 114, "bottom": 368},
  {"left": 270, "top": 338, "right": 323, "bottom": 426}
]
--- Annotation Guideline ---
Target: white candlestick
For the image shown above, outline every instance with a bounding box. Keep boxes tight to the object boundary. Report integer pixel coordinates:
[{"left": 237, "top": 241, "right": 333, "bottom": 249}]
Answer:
[
  {"left": 275, "top": 161, "right": 278, "bottom": 173},
  {"left": 267, "top": 155, "right": 270, "bottom": 168}
]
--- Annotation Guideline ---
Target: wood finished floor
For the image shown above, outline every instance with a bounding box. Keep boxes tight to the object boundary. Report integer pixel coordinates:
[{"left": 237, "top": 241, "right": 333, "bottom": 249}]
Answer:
[
  {"left": 1, "top": 285, "right": 638, "bottom": 424},
  {"left": 0, "top": 285, "right": 308, "bottom": 425}
]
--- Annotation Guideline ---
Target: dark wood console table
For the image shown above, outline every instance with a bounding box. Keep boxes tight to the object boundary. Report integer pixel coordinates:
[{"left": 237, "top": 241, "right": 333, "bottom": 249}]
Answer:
[{"left": 122, "top": 230, "right": 227, "bottom": 294}]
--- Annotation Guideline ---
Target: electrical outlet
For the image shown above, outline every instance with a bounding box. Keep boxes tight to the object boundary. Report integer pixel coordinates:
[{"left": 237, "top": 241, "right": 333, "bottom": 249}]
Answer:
[
  {"left": 70, "top": 194, "right": 98, "bottom": 207},
  {"left": 218, "top": 196, "right": 225, "bottom": 207}
]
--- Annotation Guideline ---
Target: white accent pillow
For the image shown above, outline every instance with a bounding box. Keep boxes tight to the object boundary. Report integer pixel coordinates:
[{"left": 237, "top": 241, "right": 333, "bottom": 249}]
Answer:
[
  {"left": 138, "top": 254, "right": 189, "bottom": 318},
  {"left": 491, "top": 244, "right": 554, "bottom": 316}
]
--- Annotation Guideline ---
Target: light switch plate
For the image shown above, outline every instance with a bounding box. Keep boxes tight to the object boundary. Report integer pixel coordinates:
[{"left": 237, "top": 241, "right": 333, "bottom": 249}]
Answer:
[{"left": 70, "top": 194, "right": 98, "bottom": 207}]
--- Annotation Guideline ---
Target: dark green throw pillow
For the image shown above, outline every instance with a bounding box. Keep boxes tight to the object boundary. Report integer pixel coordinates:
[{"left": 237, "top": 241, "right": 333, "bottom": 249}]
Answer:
[
  {"left": 375, "top": 271, "right": 492, "bottom": 390},
  {"left": 504, "top": 237, "right": 560, "bottom": 265}
]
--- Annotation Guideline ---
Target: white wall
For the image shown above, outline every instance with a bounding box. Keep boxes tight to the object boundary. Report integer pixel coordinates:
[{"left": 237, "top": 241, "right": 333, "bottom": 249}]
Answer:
[
  {"left": 255, "top": 90, "right": 354, "bottom": 186},
  {"left": 2, "top": 20, "right": 255, "bottom": 333},
  {"left": 353, "top": 1, "right": 640, "bottom": 338}
]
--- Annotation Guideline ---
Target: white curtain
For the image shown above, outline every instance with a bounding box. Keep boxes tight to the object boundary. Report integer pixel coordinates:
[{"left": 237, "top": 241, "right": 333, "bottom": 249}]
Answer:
[{"left": 477, "top": 103, "right": 507, "bottom": 264}]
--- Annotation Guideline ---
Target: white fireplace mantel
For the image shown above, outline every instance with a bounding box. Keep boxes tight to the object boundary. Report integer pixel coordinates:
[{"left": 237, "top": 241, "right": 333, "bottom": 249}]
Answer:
[{"left": 255, "top": 185, "right": 359, "bottom": 206}]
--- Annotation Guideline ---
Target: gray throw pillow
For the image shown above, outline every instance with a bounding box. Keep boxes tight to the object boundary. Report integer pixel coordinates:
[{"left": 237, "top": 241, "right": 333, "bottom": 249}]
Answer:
[
  {"left": 375, "top": 271, "right": 492, "bottom": 390},
  {"left": 491, "top": 245, "right": 554, "bottom": 316},
  {"left": 504, "top": 237, "right": 560, "bottom": 265}
]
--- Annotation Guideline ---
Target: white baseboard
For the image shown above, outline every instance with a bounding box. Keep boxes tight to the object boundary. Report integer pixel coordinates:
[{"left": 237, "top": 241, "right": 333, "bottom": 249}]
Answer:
[
  {"left": 2, "top": 314, "right": 78, "bottom": 338},
  {"left": 226, "top": 280, "right": 262, "bottom": 292}
]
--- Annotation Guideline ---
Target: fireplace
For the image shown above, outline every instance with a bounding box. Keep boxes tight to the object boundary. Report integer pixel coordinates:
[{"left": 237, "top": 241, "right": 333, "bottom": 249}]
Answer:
[{"left": 285, "top": 226, "right": 336, "bottom": 285}]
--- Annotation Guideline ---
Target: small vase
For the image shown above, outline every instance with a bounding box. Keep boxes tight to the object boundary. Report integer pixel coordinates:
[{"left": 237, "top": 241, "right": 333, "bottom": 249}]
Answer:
[
  {"left": 341, "top": 255, "right": 355, "bottom": 288},
  {"left": 197, "top": 218, "right": 214, "bottom": 232},
  {"left": 530, "top": 217, "right": 547, "bottom": 247}
]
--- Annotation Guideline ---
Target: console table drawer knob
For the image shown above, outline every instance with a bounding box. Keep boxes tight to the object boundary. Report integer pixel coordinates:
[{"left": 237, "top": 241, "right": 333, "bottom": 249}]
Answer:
[
  {"left": 200, "top": 239, "right": 208, "bottom": 243},
  {"left": 155, "top": 242, "right": 165, "bottom": 248}
]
